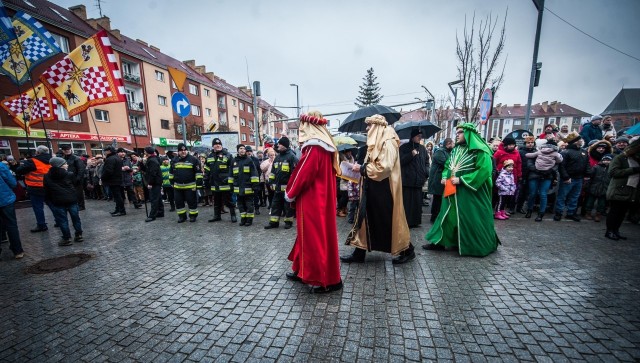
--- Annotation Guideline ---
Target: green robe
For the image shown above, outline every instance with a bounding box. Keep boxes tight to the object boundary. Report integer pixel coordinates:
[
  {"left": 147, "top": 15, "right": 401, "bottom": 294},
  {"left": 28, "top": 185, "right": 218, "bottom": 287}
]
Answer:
[{"left": 425, "top": 126, "right": 500, "bottom": 257}]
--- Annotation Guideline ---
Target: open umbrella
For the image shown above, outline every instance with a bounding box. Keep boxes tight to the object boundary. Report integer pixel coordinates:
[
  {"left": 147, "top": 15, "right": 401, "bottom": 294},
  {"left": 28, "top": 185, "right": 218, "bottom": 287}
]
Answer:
[
  {"left": 338, "top": 104, "right": 402, "bottom": 133},
  {"left": 393, "top": 120, "right": 441, "bottom": 140},
  {"left": 337, "top": 144, "right": 358, "bottom": 152},
  {"left": 625, "top": 123, "right": 640, "bottom": 135},
  {"left": 348, "top": 133, "right": 367, "bottom": 146},
  {"left": 333, "top": 135, "right": 357, "bottom": 146}
]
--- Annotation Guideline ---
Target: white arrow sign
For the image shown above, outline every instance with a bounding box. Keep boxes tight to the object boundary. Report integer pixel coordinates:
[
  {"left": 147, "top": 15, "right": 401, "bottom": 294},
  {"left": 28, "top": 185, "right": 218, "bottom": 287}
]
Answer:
[{"left": 177, "top": 99, "right": 189, "bottom": 113}]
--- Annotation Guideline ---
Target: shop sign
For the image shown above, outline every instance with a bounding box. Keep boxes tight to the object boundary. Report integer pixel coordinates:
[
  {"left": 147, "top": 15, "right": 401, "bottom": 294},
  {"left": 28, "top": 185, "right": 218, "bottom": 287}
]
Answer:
[
  {"left": 0, "top": 127, "right": 47, "bottom": 138},
  {"left": 154, "top": 137, "right": 202, "bottom": 147},
  {"left": 46, "top": 131, "right": 130, "bottom": 143}
]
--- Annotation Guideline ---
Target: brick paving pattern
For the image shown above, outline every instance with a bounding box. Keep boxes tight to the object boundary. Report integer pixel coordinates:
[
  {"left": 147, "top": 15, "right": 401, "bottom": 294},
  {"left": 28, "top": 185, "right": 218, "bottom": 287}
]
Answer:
[{"left": 0, "top": 199, "right": 639, "bottom": 362}]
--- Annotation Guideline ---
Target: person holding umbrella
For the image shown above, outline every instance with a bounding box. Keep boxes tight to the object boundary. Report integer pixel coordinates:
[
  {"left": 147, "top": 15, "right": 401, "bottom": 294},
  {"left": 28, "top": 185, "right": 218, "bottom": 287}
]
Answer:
[
  {"left": 399, "top": 129, "right": 429, "bottom": 228},
  {"left": 342, "top": 114, "right": 413, "bottom": 264}
]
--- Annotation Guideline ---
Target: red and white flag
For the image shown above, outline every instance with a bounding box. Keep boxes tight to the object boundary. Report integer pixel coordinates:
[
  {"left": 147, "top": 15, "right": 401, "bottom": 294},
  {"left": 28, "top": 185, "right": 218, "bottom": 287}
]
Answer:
[{"left": 0, "top": 83, "right": 57, "bottom": 134}]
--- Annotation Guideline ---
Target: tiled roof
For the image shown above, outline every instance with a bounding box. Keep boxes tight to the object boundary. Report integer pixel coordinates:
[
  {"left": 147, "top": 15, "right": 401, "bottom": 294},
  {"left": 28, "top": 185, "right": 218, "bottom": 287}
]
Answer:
[
  {"left": 602, "top": 88, "right": 640, "bottom": 115},
  {"left": 490, "top": 102, "right": 590, "bottom": 119},
  {"left": 2, "top": 0, "right": 284, "bottom": 115}
]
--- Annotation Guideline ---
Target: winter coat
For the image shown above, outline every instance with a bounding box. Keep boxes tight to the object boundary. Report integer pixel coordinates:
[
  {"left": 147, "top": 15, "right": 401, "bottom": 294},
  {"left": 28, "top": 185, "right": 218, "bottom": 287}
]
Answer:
[
  {"left": 579, "top": 122, "right": 603, "bottom": 145},
  {"left": 232, "top": 154, "right": 259, "bottom": 196},
  {"left": 0, "top": 162, "right": 17, "bottom": 207},
  {"left": 589, "top": 164, "right": 611, "bottom": 197},
  {"left": 587, "top": 139, "right": 612, "bottom": 166},
  {"left": 260, "top": 158, "right": 274, "bottom": 184},
  {"left": 526, "top": 157, "right": 558, "bottom": 181},
  {"left": 145, "top": 155, "right": 163, "bottom": 186},
  {"left": 12, "top": 152, "right": 51, "bottom": 195},
  {"left": 121, "top": 158, "right": 134, "bottom": 187},
  {"left": 525, "top": 144, "right": 562, "bottom": 171},
  {"left": 63, "top": 153, "right": 85, "bottom": 185},
  {"left": 606, "top": 154, "right": 640, "bottom": 202},
  {"left": 270, "top": 148, "right": 298, "bottom": 192},
  {"left": 205, "top": 150, "right": 234, "bottom": 192},
  {"left": 427, "top": 147, "right": 450, "bottom": 195},
  {"left": 399, "top": 141, "right": 428, "bottom": 188},
  {"left": 44, "top": 167, "right": 77, "bottom": 206},
  {"left": 518, "top": 146, "right": 536, "bottom": 182},
  {"left": 496, "top": 169, "right": 517, "bottom": 196},
  {"left": 170, "top": 154, "right": 202, "bottom": 189},
  {"left": 559, "top": 143, "right": 591, "bottom": 181},
  {"left": 101, "top": 153, "right": 123, "bottom": 186},
  {"left": 493, "top": 144, "right": 522, "bottom": 183}
]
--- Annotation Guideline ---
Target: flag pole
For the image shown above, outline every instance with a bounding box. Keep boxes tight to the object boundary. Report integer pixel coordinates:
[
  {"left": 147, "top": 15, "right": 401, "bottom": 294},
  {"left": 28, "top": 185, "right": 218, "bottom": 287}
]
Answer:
[{"left": 87, "top": 107, "right": 105, "bottom": 150}]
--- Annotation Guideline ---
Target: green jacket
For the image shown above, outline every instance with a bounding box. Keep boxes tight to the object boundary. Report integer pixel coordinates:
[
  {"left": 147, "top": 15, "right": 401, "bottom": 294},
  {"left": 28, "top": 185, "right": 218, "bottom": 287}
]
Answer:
[{"left": 606, "top": 154, "right": 640, "bottom": 202}]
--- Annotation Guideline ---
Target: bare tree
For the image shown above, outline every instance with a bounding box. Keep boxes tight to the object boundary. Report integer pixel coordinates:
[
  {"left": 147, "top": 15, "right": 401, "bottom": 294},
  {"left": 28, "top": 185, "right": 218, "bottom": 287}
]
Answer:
[
  {"left": 456, "top": 10, "right": 508, "bottom": 124},
  {"left": 174, "top": 118, "right": 203, "bottom": 148}
]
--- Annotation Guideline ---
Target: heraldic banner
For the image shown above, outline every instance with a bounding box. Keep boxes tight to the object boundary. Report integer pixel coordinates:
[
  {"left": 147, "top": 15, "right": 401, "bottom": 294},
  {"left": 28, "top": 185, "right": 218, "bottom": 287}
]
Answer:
[
  {"left": 40, "top": 29, "right": 125, "bottom": 117},
  {"left": 0, "top": 83, "right": 58, "bottom": 134},
  {"left": 0, "top": 11, "right": 61, "bottom": 85}
]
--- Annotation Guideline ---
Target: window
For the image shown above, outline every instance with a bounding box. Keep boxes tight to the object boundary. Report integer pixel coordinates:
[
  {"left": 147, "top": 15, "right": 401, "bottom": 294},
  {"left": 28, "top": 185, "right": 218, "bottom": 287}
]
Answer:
[
  {"left": 130, "top": 116, "right": 147, "bottom": 135},
  {"left": 176, "top": 124, "right": 183, "bottom": 134},
  {"left": 95, "top": 109, "right": 109, "bottom": 122},
  {"left": 536, "top": 128, "right": 542, "bottom": 134},
  {"left": 503, "top": 119, "right": 511, "bottom": 126},
  {"left": 241, "top": 133, "right": 247, "bottom": 142},
  {"left": 233, "top": 115, "right": 238, "bottom": 124},
  {"left": 57, "top": 104, "right": 80, "bottom": 122},
  {"left": 171, "top": 80, "right": 177, "bottom": 89},
  {"left": 240, "top": 118, "right": 246, "bottom": 126},
  {"left": 155, "top": 71, "right": 165, "bottom": 82},
  {"left": 58, "top": 142, "right": 87, "bottom": 156},
  {"left": 204, "top": 89, "right": 210, "bottom": 97},
  {"left": 161, "top": 119, "right": 170, "bottom": 130},
  {"left": 248, "top": 105, "right": 252, "bottom": 113},
  {"left": 239, "top": 103, "right": 244, "bottom": 111},
  {"left": 218, "top": 97, "right": 226, "bottom": 108},
  {"left": 142, "top": 48, "right": 157, "bottom": 59},
  {"left": 514, "top": 120, "right": 522, "bottom": 125},
  {"left": 548, "top": 117, "right": 556, "bottom": 123},
  {"left": 17, "top": 140, "right": 51, "bottom": 158},
  {"left": 191, "top": 105, "right": 201, "bottom": 116},
  {"left": 193, "top": 126, "right": 202, "bottom": 136},
  {"left": 51, "top": 33, "right": 70, "bottom": 53},
  {"left": 536, "top": 118, "right": 544, "bottom": 126},
  {"left": 503, "top": 129, "right": 511, "bottom": 135},
  {"left": 49, "top": 7, "right": 70, "bottom": 22},
  {"left": 232, "top": 99, "right": 237, "bottom": 106},
  {"left": 158, "top": 95, "right": 167, "bottom": 106},
  {"left": 205, "top": 108, "right": 212, "bottom": 117},
  {"left": 189, "top": 84, "right": 199, "bottom": 95}
]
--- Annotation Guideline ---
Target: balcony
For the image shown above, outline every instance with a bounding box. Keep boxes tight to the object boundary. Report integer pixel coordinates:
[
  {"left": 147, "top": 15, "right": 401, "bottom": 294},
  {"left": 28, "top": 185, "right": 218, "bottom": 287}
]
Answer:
[
  {"left": 217, "top": 101, "right": 226, "bottom": 109},
  {"left": 123, "top": 72, "right": 141, "bottom": 84},
  {"left": 131, "top": 127, "right": 148, "bottom": 136},
  {"left": 128, "top": 101, "right": 145, "bottom": 112}
]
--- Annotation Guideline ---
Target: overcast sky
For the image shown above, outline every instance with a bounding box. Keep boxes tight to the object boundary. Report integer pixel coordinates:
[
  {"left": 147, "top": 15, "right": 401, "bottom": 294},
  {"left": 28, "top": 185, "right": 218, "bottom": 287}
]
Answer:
[{"left": 51, "top": 0, "right": 640, "bottom": 126}]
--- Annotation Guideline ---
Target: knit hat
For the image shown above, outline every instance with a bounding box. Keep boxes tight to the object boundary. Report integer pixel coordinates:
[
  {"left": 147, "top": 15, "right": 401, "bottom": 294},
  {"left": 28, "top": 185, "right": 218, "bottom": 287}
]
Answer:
[
  {"left": 588, "top": 140, "right": 599, "bottom": 147},
  {"left": 560, "top": 124, "right": 569, "bottom": 130},
  {"left": 601, "top": 154, "right": 614, "bottom": 161},
  {"left": 177, "top": 143, "right": 188, "bottom": 151},
  {"left": 212, "top": 138, "right": 222, "bottom": 146},
  {"left": 591, "top": 114, "right": 603, "bottom": 122},
  {"left": 615, "top": 136, "right": 629, "bottom": 144},
  {"left": 524, "top": 136, "right": 536, "bottom": 143},
  {"left": 116, "top": 147, "right": 126, "bottom": 153},
  {"left": 563, "top": 131, "right": 581, "bottom": 144},
  {"left": 49, "top": 156, "right": 66, "bottom": 168},
  {"left": 236, "top": 144, "right": 246, "bottom": 151},
  {"left": 502, "top": 137, "right": 516, "bottom": 146},
  {"left": 144, "top": 146, "right": 156, "bottom": 155},
  {"left": 278, "top": 136, "right": 290, "bottom": 149},
  {"left": 245, "top": 145, "right": 253, "bottom": 152},
  {"left": 410, "top": 128, "right": 422, "bottom": 138},
  {"left": 60, "top": 144, "right": 71, "bottom": 150},
  {"left": 503, "top": 159, "right": 514, "bottom": 167}
]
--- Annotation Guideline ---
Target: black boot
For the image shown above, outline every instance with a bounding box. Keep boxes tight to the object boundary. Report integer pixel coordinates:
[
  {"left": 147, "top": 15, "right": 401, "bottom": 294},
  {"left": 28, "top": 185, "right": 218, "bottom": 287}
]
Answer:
[
  {"left": 284, "top": 221, "right": 293, "bottom": 229},
  {"left": 535, "top": 213, "right": 544, "bottom": 222},
  {"left": 189, "top": 215, "right": 197, "bottom": 223},
  {"left": 525, "top": 210, "right": 533, "bottom": 218},
  {"left": 392, "top": 244, "right": 416, "bottom": 265},
  {"left": 553, "top": 213, "right": 562, "bottom": 221},
  {"left": 239, "top": 217, "right": 246, "bottom": 226},
  {"left": 264, "top": 222, "right": 279, "bottom": 229},
  {"left": 604, "top": 230, "right": 619, "bottom": 240},
  {"left": 244, "top": 218, "right": 253, "bottom": 226},
  {"left": 340, "top": 248, "right": 366, "bottom": 263},
  {"left": 178, "top": 214, "right": 187, "bottom": 223},
  {"left": 255, "top": 208, "right": 260, "bottom": 215},
  {"left": 208, "top": 215, "right": 221, "bottom": 222}
]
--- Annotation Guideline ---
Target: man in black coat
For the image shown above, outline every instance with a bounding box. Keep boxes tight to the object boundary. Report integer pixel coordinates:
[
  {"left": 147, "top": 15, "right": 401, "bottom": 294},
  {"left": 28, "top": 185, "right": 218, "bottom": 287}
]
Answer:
[
  {"left": 399, "top": 129, "right": 429, "bottom": 228},
  {"left": 61, "top": 145, "right": 86, "bottom": 210},
  {"left": 144, "top": 146, "right": 164, "bottom": 222},
  {"left": 102, "top": 146, "right": 125, "bottom": 216},
  {"left": 245, "top": 146, "right": 262, "bottom": 215}
]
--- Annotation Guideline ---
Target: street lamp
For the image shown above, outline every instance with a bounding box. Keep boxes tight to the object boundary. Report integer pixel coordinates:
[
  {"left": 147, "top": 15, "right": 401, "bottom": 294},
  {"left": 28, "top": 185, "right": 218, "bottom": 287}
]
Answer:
[
  {"left": 289, "top": 83, "right": 300, "bottom": 118},
  {"left": 448, "top": 79, "right": 463, "bottom": 111}
]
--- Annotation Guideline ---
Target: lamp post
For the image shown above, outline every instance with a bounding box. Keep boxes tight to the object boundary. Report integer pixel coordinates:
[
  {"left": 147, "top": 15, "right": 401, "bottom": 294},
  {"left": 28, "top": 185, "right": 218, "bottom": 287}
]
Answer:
[
  {"left": 289, "top": 83, "right": 300, "bottom": 118},
  {"left": 525, "top": 0, "right": 545, "bottom": 132},
  {"left": 448, "top": 80, "right": 463, "bottom": 140}
]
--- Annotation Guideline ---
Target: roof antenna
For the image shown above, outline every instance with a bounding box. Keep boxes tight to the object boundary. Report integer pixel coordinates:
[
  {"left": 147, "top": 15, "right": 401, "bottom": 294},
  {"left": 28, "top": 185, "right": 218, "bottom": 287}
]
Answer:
[
  {"left": 245, "top": 57, "right": 251, "bottom": 89},
  {"left": 95, "top": 0, "right": 104, "bottom": 17}
]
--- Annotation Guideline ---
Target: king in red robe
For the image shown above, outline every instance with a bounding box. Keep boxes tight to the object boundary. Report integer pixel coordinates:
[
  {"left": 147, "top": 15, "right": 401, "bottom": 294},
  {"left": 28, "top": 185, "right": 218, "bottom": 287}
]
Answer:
[{"left": 285, "top": 111, "right": 343, "bottom": 293}]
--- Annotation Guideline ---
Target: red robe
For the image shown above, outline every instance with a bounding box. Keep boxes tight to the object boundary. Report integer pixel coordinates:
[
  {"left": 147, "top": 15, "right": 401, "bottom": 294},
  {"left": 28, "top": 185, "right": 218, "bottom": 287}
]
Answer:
[{"left": 286, "top": 144, "right": 341, "bottom": 287}]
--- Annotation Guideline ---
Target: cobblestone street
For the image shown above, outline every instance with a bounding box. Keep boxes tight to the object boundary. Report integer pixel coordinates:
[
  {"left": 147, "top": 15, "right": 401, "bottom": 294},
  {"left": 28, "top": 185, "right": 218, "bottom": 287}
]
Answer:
[{"left": 1, "top": 199, "right": 639, "bottom": 362}]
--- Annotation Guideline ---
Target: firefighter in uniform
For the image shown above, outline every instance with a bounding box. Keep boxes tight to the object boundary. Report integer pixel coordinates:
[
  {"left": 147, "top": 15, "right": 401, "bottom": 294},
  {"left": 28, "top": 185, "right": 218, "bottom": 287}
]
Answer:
[
  {"left": 170, "top": 143, "right": 203, "bottom": 223},
  {"left": 265, "top": 136, "right": 298, "bottom": 229},
  {"left": 160, "top": 157, "right": 175, "bottom": 212},
  {"left": 232, "top": 144, "right": 259, "bottom": 226},
  {"left": 206, "top": 138, "right": 236, "bottom": 223}
]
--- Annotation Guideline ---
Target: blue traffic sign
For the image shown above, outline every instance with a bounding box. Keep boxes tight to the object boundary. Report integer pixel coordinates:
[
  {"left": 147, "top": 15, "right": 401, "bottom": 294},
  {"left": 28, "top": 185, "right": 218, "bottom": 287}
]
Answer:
[
  {"left": 479, "top": 88, "right": 493, "bottom": 125},
  {"left": 171, "top": 92, "right": 191, "bottom": 117}
]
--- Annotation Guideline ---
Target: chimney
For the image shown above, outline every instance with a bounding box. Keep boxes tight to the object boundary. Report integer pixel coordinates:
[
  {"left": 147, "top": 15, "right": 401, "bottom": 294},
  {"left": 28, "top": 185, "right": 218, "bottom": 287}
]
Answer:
[
  {"left": 183, "top": 60, "right": 196, "bottom": 69},
  {"left": 149, "top": 45, "right": 160, "bottom": 52},
  {"left": 69, "top": 5, "right": 87, "bottom": 20},
  {"left": 86, "top": 16, "right": 111, "bottom": 31},
  {"left": 110, "top": 29, "right": 122, "bottom": 41},
  {"left": 541, "top": 101, "right": 549, "bottom": 113},
  {"left": 135, "top": 39, "right": 148, "bottom": 47},
  {"left": 194, "top": 65, "right": 206, "bottom": 75},
  {"left": 205, "top": 72, "right": 215, "bottom": 81},
  {"left": 550, "top": 101, "right": 558, "bottom": 113}
]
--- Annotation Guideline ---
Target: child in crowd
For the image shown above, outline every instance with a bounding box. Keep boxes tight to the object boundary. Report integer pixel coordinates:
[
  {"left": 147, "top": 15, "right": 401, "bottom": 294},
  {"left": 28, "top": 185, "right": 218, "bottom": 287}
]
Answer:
[
  {"left": 132, "top": 165, "right": 145, "bottom": 205},
  {"left": 44, "top": 157, "right": 83, "bottom": 246},
  {"left": 584, "top": 154, "right": 613, "bottom": 222},
  {"left": 495, "top": 159, "right": 517, "bottom": 220},
  {"left": 525, "top": 139, "right": 563, "bottom": 171}
]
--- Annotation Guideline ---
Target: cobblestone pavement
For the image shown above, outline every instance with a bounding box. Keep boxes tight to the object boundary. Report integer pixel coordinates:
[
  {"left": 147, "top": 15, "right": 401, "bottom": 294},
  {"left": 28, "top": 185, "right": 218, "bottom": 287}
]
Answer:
[{"left": 1, "top": 199, "right": 639, "bottom": 362}]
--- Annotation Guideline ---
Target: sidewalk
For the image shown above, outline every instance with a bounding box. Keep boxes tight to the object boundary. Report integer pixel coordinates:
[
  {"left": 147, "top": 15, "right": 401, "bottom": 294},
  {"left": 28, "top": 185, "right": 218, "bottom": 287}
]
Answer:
[{"left": 0, "top": 199, "right": 639, "bottom": 362}]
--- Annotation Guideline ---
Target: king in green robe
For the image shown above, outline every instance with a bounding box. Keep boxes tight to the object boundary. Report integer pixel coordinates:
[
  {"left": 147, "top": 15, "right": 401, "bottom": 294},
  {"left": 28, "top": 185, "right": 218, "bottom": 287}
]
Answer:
[{"left": 425, "top": 123, "right": 500, "bottom": 257}]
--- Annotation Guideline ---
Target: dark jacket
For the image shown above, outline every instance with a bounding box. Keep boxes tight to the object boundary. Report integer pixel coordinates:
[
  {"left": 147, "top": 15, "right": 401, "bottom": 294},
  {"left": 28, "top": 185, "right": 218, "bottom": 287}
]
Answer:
[
  {"left": 270, "top": 148, "right": 298, "bottom": 192},
  {"left": 579, "top": 122, "right": 603, "bottom": 145},
  {"left": 399, "top": 142, "right": 428, "bottom": 188},
  {"left": 559, "top": 144, "right": 591, "bottom": 181},
  {"left": 427, "top": 147, "right": 450, "bottom": 195},
  {"left": 145, "top": 155, "right": 163, "bottom": 186},
  {"left": 121, "top": 158, "right": 133, "bottom": 187},
  {"left": 606, "top": 154, "right": 640, "bottom": 202},
  {"left": 589, "top": 163, "right": 611, "bottom": 197},
  {"left": 170, "top": 154, "right": 202, "bottom": 189},
  {"left": 12, "top": 152, "right": 51, "bottom": 195},
  {"left": 526, "top": 157, "right": 557, "bottom": 181},
  {"left": 232, "top": 154, "right": 259, "bottom": 196},
  {"left": 44, "top": 167, "right": 77, "bottom": 206},
  {"left": 206, "top": 150, "right": 234, "bottom": 192},
  {"left": 63, "top": 153, "right": 85, "bottom": 185},
  {"left": 518, "top": 146, "right": 536, "bottom": 182},
  {"left": 101, "top": 152, "right": 123, "bottom": 186}
]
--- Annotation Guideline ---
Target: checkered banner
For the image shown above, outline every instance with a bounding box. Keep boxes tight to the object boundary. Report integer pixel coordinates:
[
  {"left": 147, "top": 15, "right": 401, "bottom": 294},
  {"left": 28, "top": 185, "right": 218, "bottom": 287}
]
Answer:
[
  {"left": 0, "top": 11, "right": 61, "bottom": 85},
  {"left": 0, "top": 83, "right": 58, "bottom": 134},
  {"left": 40, "top": 30, "right": 125, "bottom": 116}
]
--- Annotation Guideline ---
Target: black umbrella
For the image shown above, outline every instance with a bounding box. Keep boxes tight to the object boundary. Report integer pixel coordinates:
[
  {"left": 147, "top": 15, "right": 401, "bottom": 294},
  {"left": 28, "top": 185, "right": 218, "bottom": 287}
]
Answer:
[
  {"left": 393, "top": 120, "right": 441, "bottom": 140},
  {"left": 347, "top": 133, "right": 367, "bottom": 146},
  {"left": 337, "top": 144, "right": 358, "bottom": 152},
  {"left": 338, "top": 104, "right": 402, "bottom": 132}
]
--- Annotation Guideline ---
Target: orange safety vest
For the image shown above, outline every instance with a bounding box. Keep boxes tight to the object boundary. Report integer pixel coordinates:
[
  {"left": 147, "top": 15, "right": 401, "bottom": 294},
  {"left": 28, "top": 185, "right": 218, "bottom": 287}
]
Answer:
[{"left": 24, "top": 158, "right": 51, "bottom": 188}]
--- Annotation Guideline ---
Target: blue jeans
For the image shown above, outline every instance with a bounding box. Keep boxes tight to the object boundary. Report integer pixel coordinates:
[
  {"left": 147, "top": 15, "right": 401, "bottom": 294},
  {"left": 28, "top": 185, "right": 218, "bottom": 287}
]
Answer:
[
  {"left": 527, "top": 179, "right": 552, "bottom": 213},
  {"left": 30, "top": 193, "right": 51, "bottom": 228},
  {"left": 50, "top": 204, "right": 82, "bottom": 240},
  {"left": 0, "top": 202, "right": 23, "bottom": 255},
  {"left": 555, "top": 178, "right": 583, "bottom": 216}
]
